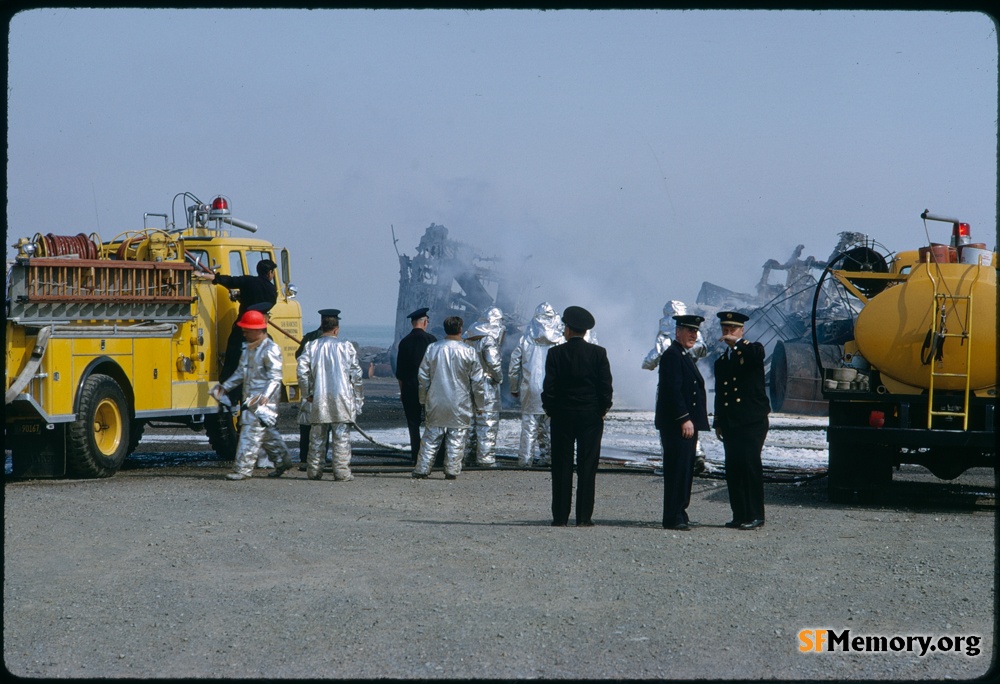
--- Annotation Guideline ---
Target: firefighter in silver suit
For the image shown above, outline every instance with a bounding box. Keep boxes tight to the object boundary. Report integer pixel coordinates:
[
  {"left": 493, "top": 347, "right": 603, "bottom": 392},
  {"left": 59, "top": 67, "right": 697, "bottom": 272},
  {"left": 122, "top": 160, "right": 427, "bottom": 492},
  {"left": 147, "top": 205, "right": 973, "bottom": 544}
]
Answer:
[
  {"left": 642, "top": 300, "right": 708, "bottom": 370},
  {"left": 643, "top": 300, "right": 709, "bottom": 474},
  {"left": 463, "top": 306, "right": 505, "bottom": 467},
  {"left": 214, "top": 309, "right": 295, "bottom": 481},
  {"left": 296, "top": 311, "right": 363, "bottom": 481},
  {"left": 509, "top": 302, "right": 564, "bottom": 467},
  {"left": 413, "top": 316, "right": 486, "bottom": 479}
]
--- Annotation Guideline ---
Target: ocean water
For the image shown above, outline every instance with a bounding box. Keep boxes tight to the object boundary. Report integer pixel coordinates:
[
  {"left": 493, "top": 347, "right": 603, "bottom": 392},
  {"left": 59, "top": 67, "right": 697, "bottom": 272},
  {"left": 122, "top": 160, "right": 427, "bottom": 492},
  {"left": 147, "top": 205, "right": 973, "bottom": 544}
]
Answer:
[{"left": 341, "top": 323, "right": 394, "bottom": 349}]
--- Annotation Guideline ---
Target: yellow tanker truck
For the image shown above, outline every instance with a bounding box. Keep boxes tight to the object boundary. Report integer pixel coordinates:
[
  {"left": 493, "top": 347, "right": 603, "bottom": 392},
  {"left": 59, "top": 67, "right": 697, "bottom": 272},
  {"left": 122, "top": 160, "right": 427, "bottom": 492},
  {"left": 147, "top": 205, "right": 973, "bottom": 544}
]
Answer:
[
  {"left": 5, "top": 192, "right": 303, "bottom": 478},
  {"left": 812, "top": 210, "right": 996, "bottom": 501}
]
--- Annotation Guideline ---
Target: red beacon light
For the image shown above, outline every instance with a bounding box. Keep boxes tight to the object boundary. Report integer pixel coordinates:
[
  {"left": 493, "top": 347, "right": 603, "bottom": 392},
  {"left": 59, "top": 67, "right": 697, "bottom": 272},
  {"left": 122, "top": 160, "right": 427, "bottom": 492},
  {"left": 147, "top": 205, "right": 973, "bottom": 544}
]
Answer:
[
  {"left": 952, "top": 222, "right": 972, "bottom": 247},
  {"left": 209, "top": 196, "right": 231, "bottom": 219}
]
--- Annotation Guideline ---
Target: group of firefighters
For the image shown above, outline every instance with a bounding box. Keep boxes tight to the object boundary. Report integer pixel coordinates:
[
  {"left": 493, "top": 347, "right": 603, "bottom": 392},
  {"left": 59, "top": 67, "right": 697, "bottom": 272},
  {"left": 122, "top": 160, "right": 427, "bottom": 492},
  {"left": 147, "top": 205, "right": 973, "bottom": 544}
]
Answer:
[{"left": 206, "top": 261, "right": 768, "bottom": 530}]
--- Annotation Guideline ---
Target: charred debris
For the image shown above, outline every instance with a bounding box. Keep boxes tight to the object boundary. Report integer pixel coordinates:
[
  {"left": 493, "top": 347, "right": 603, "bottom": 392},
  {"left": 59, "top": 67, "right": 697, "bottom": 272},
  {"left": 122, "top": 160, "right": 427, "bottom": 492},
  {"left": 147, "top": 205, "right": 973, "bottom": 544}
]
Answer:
[
  {"left": 388, "top": 223, "right": 531, "bottom": 390},
  {"left": 381, "top": 224, "right": 880, "bottom": 417},
  {"left": 693, "top": 231, "right": 888, "bottom": 415}
]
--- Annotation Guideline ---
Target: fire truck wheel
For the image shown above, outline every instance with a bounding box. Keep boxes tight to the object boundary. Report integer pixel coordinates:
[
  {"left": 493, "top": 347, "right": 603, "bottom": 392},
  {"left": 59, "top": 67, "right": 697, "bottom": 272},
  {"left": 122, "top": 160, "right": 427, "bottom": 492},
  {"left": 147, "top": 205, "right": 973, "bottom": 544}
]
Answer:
[
  {"left": 127, "top": 420, "right": 146, "bottom": 456},
  {"left": 205, "top": 412, "right": 238, "bottom": 461},
  {"left": 67, "top": 374, "right": 131, "bottom": 478},
  {"left": 827, "top": 439, "right": 892, "bottom": 503}
]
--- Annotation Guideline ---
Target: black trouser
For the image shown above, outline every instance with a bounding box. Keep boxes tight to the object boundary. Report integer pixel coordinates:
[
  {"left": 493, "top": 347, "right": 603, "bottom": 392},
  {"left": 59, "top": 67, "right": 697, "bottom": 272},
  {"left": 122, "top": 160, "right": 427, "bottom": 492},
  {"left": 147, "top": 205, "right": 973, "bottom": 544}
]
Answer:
[
  {"left": 401, "top": 386, "right": 443, "bottom": 466},
  {"left": 549, "top": 412, "right": 604, "bottom": 525},
  {"left": 220, "top": 324, "right": 244, "bottom": 404},
  {"left": 722, "top": 419, "right": 768, "bottom": 523},
  {"left": 300, "top": 425, "right": 310, "bottom": 463},
  {"left": 660, "top": 427, "right": 697, "bottom": 528},
  {"left": 400, "top": 386, "right": 423, "bottom": 463}
]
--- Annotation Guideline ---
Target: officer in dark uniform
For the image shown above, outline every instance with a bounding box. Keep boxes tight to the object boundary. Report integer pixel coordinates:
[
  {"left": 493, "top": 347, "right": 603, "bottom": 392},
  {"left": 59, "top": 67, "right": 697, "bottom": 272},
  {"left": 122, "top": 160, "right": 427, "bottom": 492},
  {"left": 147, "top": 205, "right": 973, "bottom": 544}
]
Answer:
[
  {"left": 541, "top": 306, "right": 614, "bottom": 527},
  {"left": 207, "top": 259, "right": 279, "bottom": 388},
  {"left": 655, "top": 314, "right": 710, "bottom": 531},
  {"left": 713, "top": 311, "right": 770, "bottom": 530},
  {"left": 295, "top": 309, "right": 339, "bottom": 468},
  {"left": 395, "top": 307, "right": 437, "bottom": 464}
]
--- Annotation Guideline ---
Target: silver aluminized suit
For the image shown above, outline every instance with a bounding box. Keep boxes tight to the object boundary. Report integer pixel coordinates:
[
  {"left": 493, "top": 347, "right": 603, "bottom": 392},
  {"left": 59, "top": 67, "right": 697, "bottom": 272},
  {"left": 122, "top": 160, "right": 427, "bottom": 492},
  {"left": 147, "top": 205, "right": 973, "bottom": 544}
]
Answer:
[
  {"left": 463, "top": 306, "right": 505, "bottom": 466},
  {"left": 220, "top": 336, "right": 293, "bottom": 477},
  {"left": 414, "top": 338, "right": 486, "bottom": 477},
  {"left": 509, "top": 303, "right": 564, "bottom": 467},
  {"left": 296, "top": 334, "right": 364, "bottom": 481},
  {"left": 643, "top": 300, "right": 709, "bottom": 467},
  {"left": 642, "top": 300, "right": 708, "bottom": 369}
]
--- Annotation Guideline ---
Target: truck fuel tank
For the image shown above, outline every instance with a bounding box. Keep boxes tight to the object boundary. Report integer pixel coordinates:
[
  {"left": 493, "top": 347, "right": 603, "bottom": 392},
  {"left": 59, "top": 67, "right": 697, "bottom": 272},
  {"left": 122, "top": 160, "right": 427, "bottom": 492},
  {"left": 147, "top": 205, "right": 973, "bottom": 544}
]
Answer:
[{"left": 854, "top": 262, "right": 996, "bottom": 391}]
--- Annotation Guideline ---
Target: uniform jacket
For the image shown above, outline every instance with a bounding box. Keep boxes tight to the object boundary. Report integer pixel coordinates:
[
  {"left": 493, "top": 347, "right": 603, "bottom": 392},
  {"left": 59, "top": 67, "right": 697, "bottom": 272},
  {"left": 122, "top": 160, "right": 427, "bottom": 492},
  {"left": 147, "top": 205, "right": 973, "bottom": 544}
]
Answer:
[
  {"left": 395, "top": 328, "right": 437, "bottom": 390},
  {"left": 418, "top": 338, "right": 486, "bottom": 428},
  {"left": 296, "top": 335, "right": 363, "bottom": 424},
  {"left": 295, "top": 328, "right": 323, "bottom": 359},
  {"left": 713, "top": 338, "right": 771, "bottom": 432},
  {"left": 294, "top": 328, "right": 324, "bottom": 424},
  {"left": 213, "top": 273, "right": 277, "bottom": 316},
  {"left": 654, "top": 340, "right": 710, "bottom": 432},
  {"left": 541, "top": 337, "right": 613, "bottom": 418}
]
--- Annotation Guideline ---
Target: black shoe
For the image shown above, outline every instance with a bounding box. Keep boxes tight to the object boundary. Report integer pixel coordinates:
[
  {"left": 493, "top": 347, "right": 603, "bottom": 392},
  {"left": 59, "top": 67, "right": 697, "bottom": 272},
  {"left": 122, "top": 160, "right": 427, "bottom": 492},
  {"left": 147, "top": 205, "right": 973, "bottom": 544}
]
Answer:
[
  {"left": 411, "top": 472, "right": 428, "bottom": 479},
  {"left": 664, "top": 523, "right": 691, "bottom": 531},
  {"left": 686, "top": 520, "right": 700, "bottom": 527},
  {"left": 298, "top": 464, "right": 307, "bottom": 472},
  {"left": 577, "top": 520, "right": 594, "bottom": 527},
  {"left": 551, "top": 521, "right": 567, "bottom": 527},
  {"left": 724, "top": 520, "right": 743, "bottom": 529},
  {"left": 739, "top": 519, "right": 765, "bottom": 530},
  {"left": 445, "top": 474, "right": 457, "bottom": 480},
  {"left": 267, "top": 463, "right": 291, "bottom": 478}
]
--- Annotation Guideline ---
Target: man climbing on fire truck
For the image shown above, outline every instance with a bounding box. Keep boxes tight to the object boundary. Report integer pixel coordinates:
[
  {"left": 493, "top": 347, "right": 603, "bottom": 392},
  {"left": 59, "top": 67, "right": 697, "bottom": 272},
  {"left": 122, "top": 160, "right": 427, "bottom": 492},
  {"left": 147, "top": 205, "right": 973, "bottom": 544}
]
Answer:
[{"left": 204, "top": 259, "right": 279, "bottom": 393}]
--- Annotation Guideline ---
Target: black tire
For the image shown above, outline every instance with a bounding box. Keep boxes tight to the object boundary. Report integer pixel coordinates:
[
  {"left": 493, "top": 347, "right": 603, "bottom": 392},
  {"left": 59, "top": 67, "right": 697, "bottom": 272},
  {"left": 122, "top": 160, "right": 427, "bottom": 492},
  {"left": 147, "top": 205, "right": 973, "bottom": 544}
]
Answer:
[
  {"left": 205, "top": 410, "right": 238, "bottom": 461},
  {"left": 67, "top": 374, "right": 130, "bottom": 478},
  {"left": 922, "top": 448, "right": 971, "bottom": 481},
  {"left": 828, "top": 438, "right": 892, "bottom": 503},
  {"left": 127, "top": 420, "right": 146, "bottom": 456}
]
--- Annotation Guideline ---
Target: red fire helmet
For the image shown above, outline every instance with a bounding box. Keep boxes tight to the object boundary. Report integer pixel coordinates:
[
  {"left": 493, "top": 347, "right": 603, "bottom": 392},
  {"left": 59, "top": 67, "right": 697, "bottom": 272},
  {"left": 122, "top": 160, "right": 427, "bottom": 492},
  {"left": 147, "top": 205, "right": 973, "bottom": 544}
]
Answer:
[{"left": 237, "top": 310, "right": 268, "bottom": 330}]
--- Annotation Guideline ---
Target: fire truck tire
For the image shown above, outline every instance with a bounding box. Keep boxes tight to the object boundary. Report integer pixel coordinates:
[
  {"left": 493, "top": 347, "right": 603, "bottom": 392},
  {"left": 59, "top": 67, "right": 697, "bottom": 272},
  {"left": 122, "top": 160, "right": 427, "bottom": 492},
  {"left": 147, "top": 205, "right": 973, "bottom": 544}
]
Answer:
[
  {"left": 127, "top": 420, "right": 146, "bottom": 456},
  {"left": 67, "top": 374, "right": 130, "bottom": 478},
  {"left": 828, "top": 438, "right": 892, "bottom": 503},
  {"left": 205, "top": 412, "right": 238, "bottom": 461}
]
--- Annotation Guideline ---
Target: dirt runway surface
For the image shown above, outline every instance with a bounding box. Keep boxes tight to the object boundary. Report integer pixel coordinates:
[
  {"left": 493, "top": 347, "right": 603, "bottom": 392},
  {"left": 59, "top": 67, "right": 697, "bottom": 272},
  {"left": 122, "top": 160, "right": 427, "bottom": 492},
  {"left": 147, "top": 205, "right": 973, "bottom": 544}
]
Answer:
[{"left": 4, "top": 380, "right": 996, "bottom": 680}]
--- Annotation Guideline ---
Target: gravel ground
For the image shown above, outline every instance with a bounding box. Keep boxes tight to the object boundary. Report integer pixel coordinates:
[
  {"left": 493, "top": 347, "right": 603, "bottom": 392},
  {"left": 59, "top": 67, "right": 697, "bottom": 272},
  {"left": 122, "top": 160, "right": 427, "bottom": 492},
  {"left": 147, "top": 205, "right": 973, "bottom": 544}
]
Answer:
[{"left": 3, "top": 379, "right": 995, "bottom": 680}]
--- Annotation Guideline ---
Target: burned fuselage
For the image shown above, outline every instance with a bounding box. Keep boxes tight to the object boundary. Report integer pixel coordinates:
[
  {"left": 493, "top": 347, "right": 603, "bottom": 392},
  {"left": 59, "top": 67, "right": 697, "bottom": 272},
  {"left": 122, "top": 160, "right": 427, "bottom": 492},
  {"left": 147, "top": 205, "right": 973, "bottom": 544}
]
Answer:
[{"left": 390, "top": 223, "right": 530, "bottom": 381}]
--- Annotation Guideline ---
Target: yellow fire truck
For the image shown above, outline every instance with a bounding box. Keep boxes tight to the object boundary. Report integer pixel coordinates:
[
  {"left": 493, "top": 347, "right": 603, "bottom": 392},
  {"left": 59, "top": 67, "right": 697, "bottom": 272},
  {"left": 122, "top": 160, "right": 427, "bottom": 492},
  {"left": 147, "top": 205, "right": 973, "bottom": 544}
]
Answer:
[
  {"left": 5, "top": 192, "right": 303, "bottom": 478},
  {"left": 812, "top": 211, "right": 996, "bottom": 501}
]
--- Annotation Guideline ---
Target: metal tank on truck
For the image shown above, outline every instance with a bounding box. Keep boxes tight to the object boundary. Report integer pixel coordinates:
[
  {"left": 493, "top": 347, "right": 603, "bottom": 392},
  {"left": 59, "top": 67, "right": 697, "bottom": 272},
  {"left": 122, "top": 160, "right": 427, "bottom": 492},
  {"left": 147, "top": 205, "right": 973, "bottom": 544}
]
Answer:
[
  {"left": 5, "top": 192, "right": 303, "bottom": 478},
  {"left": 811, "top": 210, "right": 996, "bottom": 501}
]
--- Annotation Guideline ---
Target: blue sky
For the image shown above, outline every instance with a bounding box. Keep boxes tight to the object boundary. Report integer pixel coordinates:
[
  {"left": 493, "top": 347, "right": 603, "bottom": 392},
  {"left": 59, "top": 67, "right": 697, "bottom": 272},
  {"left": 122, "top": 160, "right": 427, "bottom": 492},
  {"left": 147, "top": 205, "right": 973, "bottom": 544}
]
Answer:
[{"left": 7, "top": 8, "right": 997, "bottom": 407}]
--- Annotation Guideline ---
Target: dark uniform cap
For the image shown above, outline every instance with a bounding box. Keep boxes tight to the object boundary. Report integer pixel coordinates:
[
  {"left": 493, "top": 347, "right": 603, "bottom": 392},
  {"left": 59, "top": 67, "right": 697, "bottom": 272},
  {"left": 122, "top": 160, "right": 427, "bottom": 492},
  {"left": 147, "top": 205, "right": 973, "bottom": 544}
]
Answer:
[
  {"left": 246, "top": 301, "right": 274, "bottom": 315},
  {"left": 318, "top": 309, "right": 341, "bottom": 318},
  {"left": 256, "top": 259, "right": 278, "bottom": 274},
  {"left": 672, "top": 314, "right": 704, "bottom": 330},
  {"left": 562, "top": 306, "right": 596, "bottom": 332},
  {"left": 407, "top": 307, "right": 430, "bottom": 320},
  {"left": 717, "top": 311, "right": 750, "bottom": 327}
]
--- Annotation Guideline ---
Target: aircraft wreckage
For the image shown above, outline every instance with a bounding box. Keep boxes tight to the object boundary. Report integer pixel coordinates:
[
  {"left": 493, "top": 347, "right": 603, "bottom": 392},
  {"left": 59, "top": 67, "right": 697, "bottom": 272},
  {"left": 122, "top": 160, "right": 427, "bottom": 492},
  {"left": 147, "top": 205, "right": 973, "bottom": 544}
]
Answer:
[
  {"left": 389, "top": 223, "right": 531, "bottom": 396},
  {"left": 693, "top": 231, "right": 887, "bottom": 415},
  {"left": 388, "top": 224, "right": 879, "bottom": 417}
]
